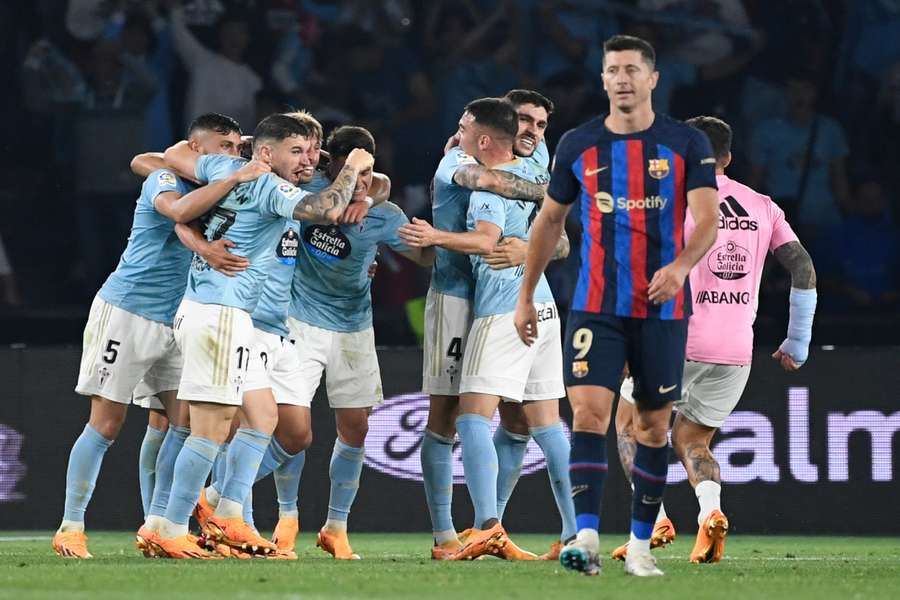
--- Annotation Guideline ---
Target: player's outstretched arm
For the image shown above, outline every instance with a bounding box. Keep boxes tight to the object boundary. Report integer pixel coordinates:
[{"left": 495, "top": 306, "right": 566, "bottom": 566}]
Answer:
[
  {"left": 398, "top": 218, "right": 501, "bottom": 256},
  {"left": 772, "top": 240, "right": 817, "bottom": 371},
  {"left": 131, "top": 152, "right": 165, "bottom": 178},
  {"left": 157, "top": 160, "right": 270, "bottom": 223},
  {"left": 294, "top": 148, "right": 373, "bottom": 224},
  {"left": 175, "top": 221, "right": 250, "bottom": 277},
  {"left": 514, "top": 194, "right": 571, "bottom": 345},
  {"left": 163, "top": 140, "right": 201, "bottom": 182},
  {"left": 648, "top": 186, "right": 719, "bottom": 305},
  {"left": 484, "top": 230, "right": 569, "bottom": 270},
  {"left": 453, "top": 165, "right": 546, "bottom": 204},
  {"left": 399, "top": 246, "right": 435, "bottom": 267}
]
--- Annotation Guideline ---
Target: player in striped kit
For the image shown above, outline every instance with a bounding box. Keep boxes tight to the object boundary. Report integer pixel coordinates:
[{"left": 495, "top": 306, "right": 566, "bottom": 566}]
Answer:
[{"left": 514, "top": 35, "right": 720, "bottom": 577}]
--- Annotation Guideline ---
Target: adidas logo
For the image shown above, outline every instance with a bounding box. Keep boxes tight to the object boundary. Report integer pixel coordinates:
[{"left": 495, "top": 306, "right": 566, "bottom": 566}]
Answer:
[{"left": 719, "top": 195, "right": 758, "bottom": 231}]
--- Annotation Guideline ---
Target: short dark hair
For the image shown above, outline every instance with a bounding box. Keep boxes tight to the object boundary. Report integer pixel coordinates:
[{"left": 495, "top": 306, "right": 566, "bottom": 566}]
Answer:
[
  {"left": 603, "top": 34, "right": 656, "bottom": 68},
  {"left": 463, "top": 97, "right": 518, "bottom": 140},
  {"left": 187, "top": 112, "right": 242, "bottom": 137},
  {"left": 503, "top": 89, "right": 554, "bottom": 115},
  {"left": 252, "top": 114, "right": 312, "bottom": 151},
  {"left": 326, "top": 125, "right": 376, "bottom": 159},
  {"left": 686, "top": 116, "right": 732, "bottom": 163}
]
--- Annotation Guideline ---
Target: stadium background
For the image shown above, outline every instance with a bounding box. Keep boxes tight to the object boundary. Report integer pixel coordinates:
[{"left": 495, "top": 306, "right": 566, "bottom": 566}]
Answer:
[{"left": 0, "top": 1, "right": 897, "bottom": 534}]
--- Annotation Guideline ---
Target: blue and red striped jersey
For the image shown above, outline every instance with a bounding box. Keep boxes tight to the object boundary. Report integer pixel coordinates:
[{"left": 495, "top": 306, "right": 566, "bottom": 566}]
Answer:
[{"left": 548, "top": 114, "right": 717, "bottom": 320}]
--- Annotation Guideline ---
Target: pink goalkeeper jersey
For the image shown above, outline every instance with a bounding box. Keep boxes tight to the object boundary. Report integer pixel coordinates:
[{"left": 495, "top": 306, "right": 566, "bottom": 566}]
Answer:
[{"left": 685, "top": 174, "right": 798, "bottom": 365}]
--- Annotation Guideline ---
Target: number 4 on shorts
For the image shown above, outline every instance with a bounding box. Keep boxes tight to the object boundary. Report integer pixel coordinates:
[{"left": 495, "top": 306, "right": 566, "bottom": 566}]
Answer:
[{"left": 446, "top": 337, "right": 462, "bottom": 360}]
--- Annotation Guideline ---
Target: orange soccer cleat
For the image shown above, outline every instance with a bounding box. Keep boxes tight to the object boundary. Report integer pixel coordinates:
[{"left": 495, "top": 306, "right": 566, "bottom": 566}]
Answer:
[
  {"left": 448, "top": 524, "right": 508, "bottom": 561},
  {"left": 205, "top": 515, "right": 277, "bottom": 555},
  {"left": 272, "top": 516, "right": 299, "bottom": 555},
  {"left": 540, "top": 541, "right": 564, "bottom": 561},
  {"left": 135, "top": 525, "right": 163, "bottom": 558},
  {"left": 316, "top": 526, "right": 360, "bottom": 560},
  {"left": 611, "top": 517, "right": 678, "bottom": 560},
  {"left": 52, "top": 531, "right": 93, "bottom": 559},
  {"left": 193, "top": 489, "right": 215, "bottom": 536},
  {"left": 431, "top": 538, "right": 462, "bottom": 560},
  {"left": 488, "top": 534, "right": 538, "bottom": 561},
  {"left": 155, "top": 534, "right": 222, "bottom": 559},
  {"left": 690, "top": 510, "right": 728, "bottom": 564}
]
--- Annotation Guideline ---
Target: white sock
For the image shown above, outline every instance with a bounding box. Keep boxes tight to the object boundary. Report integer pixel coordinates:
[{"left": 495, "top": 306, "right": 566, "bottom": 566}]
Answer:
[
  {"left": 214, "top": 497, "right": 243, "bottom": 519},
  {"left": 58, "top": 520, "right": 84, "bottom": 533},
  {"left": 145, "top": 515, "right": 163, "bottom": 532},
  {"left": 433, "top": 529, "right": 458, "bottom": 545},
  {"left": 279, "top": 509, "right": 299, "bottom": 520},
  {"left": 158, "top": 517, "right": 189, "bottom": 539},
  {"left": 695, "top": 480, "right": 722, "bottom": 525},
  {"left": 205, "top": 485, "right": 221, "bottom": 507},
  {"left": 324, "top": 518, "right": 347, "bottom": 532},
  {"left": 656, "top": 501, "right": 668, "bottom": 523},
  {"left": 629, "top": 532, "right": 651, "bottom": 554}
]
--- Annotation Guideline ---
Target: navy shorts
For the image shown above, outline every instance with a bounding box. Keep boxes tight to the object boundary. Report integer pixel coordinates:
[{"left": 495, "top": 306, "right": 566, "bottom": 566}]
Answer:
[{"left": 563, "top": 311, "right": 688, "bottom": 408}]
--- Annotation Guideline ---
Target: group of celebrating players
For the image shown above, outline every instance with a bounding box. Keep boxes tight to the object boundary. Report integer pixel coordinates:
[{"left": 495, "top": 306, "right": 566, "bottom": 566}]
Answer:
[{"left": 52, "top": 33, "right": 817, "bottom": 578}]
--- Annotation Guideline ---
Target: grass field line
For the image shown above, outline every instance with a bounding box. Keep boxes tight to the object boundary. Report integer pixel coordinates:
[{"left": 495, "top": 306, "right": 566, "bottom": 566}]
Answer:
[{"left": 0, "top": 536, "right": 52, "bottom": 542}]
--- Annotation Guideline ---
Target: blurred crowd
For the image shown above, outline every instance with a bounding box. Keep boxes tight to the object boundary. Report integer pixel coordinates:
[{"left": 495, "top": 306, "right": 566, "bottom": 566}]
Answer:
[{"left": 1, "top": 0, "right": 898, "bottom": 343}]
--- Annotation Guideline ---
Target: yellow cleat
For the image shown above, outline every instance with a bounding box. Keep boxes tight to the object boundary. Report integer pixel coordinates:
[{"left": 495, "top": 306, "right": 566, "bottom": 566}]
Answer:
[
  {"left": 448, "top": 524, "right": 507, "bottom": 561},
  {"left": 272, "top": 516, "right": 299, "bottom": 555},
  {"left": 540, "top": 541, "right": 564, "bottom": 561},
  {"left": 611, "top": 517, "right": 678, "bottom": 561},
  {"left": 690, "top": 510, "right": 728, "bottom": 564},
  {"left": 53, "top": 531, "right": 93, "bottom": 559},
  {"left": 316, "top": 526, "right": 360, "bottom": 560},
  {"left": 155, "top": 534, "right": 222, "bottom": 559},
  {"left": 135, "top": 525, "right": 163, "bottom": 558},
  {"left": 193, "top": 489, "right": 215, "bottom": 536},
  {"left": 430, "top": 538, "right": 462, "bottom": 560},
  {"left": 206, "top": 515, "right": 277, "bottom": 555}
]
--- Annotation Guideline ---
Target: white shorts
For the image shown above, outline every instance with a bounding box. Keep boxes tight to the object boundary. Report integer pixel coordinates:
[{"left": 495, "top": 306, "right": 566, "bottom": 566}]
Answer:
[
  {"left": 459, "top": 302, "right": 565, "bottom": 403},
  {"left": 287, "top": 318, "right": 384, "bottom": 409},
  {"left": 244, "top": 328, "right": 306, "bottom": 406},
  {"left": 75, "top": 295, "right": 181, "bottom": 405},
  {"left": 422, "top": 288, "right": 473, "bottom": 396},
  {"left": 174, "top": 299, "right": 255, "bottom": 406},
  {"left": 619, "top": 361, "right": 751, "bottom": 428},
  {"left": 132, "top": 379, "right": 165, "bottom": 411}
]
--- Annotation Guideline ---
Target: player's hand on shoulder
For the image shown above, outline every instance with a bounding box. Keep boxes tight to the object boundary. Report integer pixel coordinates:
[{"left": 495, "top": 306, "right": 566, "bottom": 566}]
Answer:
[
  {"left": 485, "top": 237, "right": 527, "bottom": 269},
  {"left": 345, "top": 148, "right": 375, "bottom": 172},
  {"left": 444, "top": 133, "right": 461, "bottom": 155},
  {"left": 514, "top": 298, "right": 539, "bottom": 346},
  {"left": 234, "top": 159, "right": 270, "bottom": 183},
  {"left": 648, "top": 261, "right": 690, "bottom": 305},
  {"left": 398, "top": 217, "right": 438, "bottom": 247},
  {"left": 340, "top": 199, "right": 371, "bottom": 225},
  {"left": 203, "top": 238, "right": 250, "bottom": 277}
]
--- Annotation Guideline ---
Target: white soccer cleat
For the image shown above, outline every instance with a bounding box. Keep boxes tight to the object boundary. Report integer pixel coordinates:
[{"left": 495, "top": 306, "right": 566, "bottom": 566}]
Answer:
[
  {"left": 559, "top": 529, "right": 601, "bottom": 576},
  {"left": 624, "top": 549, "right": 664, "bottom": 577}
]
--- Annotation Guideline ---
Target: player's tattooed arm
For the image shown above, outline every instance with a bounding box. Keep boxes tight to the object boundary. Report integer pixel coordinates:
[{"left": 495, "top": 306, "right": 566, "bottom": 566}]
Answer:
[
  {"left": 616, "top": 429, "right": 636, "bottom": 484},
  {"left": 131, "top": 152, "right": 165, "bottom": 178},
  {"left": 175, "top": 221, "right": 250, "bottom": 277},
  {"left": 453, "top": 165, "right": 546, "bottom": 204},
  {"left": 773, "top": 241, "right": 816, "bottom": 289},
  {"left": 293, "top": 148, "right": 374, "bottom": 224}
]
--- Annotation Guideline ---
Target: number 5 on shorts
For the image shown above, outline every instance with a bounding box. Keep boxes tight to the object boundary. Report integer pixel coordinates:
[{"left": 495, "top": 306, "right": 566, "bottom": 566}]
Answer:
[{"left": 573, "top": 328, "right": 593, "bottom": 360}]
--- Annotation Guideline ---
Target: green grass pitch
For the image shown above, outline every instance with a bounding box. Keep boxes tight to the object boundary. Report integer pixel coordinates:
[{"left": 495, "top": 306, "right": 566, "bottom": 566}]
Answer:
[{"left": 2, "top": 532, "right": 898, "bottom": 599}]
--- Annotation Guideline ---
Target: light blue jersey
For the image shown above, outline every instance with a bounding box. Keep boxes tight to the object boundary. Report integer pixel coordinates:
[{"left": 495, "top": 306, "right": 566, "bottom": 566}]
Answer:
[
  {"left": 98, "top": 169, "right": 194, "bottom": 325},
  {"left": 528, "top": 140, "right": 550, "bottom": 171},
  {"left": 468, "top": 158, "right": 553, "bottom": 318},
  {"left": 185, "top": 154, "right": 308, "bottom": 313},
  {"left": 430, "top": 147, "right": 479, "bottom": 299},
  {"left": 290, "top": 201, "right": 411, "bottom": 332},
  {"left": 250, "top": 172, "right": 330, "bottom": 336}
]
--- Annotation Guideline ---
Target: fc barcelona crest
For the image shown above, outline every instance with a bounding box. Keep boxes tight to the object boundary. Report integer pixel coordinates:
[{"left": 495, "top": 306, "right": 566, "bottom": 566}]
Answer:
[{"left": 648, "top": 159, "right": 670, "bottom": 179}]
